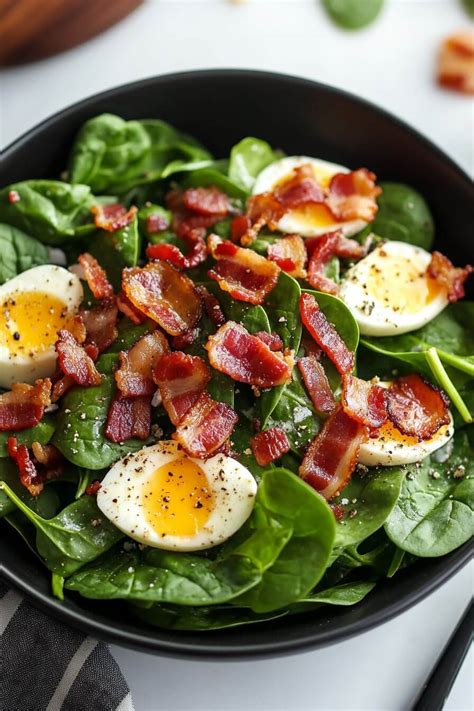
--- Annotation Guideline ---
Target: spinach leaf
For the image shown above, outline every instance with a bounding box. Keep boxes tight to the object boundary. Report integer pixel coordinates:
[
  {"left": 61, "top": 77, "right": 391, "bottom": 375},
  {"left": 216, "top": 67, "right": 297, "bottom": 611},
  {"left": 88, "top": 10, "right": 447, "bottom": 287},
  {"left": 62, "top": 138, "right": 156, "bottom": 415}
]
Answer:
[
  {"left": 0, "top": 224, "right": 49, "bottom": 284},
  {"left": 462, "top": 0, "right": 474, "bottom": 19},
  {"left": 215, "top": 287, "right": 271, "bottom": 335},
  {"left": 0, "top": 458, "right": 60, "bottom": 518},
  {"left": 132, "top": 602, "right": 286, "bottom": 631},
  {"left": 289, "top": 580, "right": 376, "bottom": 611},
  {"left": 228, "top": 137, "right": 280, "bottom": 192},
  {"left": 108, "top": 318, "right": 154, "bottom": 352},
  {"left": 322, "top": 0, "right": 384, "bottom": 30},
  {"left": 181, "top": 167, "right": 248, "bottom": 200},
  {"left": 89, "top": 214, "right": 140, "bottom": 290},
  {"left": 385, "top": 430, "right": 474, "bottom": 557},
  {"left": 0, "top": 415, "right": 55, "bottom": 458},
  {"left": 370, "top": 182, "right": 434, "bottom": 249}
]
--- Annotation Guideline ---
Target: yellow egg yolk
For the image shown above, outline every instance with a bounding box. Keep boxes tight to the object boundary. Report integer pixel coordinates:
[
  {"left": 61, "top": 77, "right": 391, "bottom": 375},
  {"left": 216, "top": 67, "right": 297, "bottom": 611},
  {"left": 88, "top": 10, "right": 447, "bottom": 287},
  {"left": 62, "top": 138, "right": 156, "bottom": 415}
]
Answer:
[
  {"left": 275, "top": 164, "right": 343, "bottom": 229},
  {"left": 365, "top": 255, "right": 443, "bottom": 314},
  {"left": 0, "top": 291, "right": 74, "bottom": 356},
  {"left": 142, "top": 457, "right": 215, "bottom": 537},
  {"left": 375, "top": 419, "right": 450, "bottom": 446}
]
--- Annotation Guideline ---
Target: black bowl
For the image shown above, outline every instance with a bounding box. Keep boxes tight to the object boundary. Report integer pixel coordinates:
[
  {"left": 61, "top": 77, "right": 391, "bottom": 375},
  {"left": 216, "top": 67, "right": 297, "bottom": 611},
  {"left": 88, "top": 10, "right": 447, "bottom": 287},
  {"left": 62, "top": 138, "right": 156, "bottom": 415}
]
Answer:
[{"left": 1, "top": 70, "right": 472, "bottom": 659}]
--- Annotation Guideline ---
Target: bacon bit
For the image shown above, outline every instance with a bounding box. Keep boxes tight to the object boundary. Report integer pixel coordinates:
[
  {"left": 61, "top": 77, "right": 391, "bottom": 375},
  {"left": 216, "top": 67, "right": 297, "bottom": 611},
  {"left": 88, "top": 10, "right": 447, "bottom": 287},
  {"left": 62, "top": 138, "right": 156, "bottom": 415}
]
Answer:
[
  {"left": 147, "top": 243, "right": 186, "bottom": 269},
  {"left": 231, "top": 215, "right": 251, "bottom": 242},
  {"left": 208, "top": 234, "right": 280, "bottom": 305},
  {"left": 122, "top": 261, "right": 202, "bottom": 336},
  {"left": 146, "top": 227, "right": 208, "bottom": 270},
  {"left": 80, "top": 297, "right": 118, "bottom": 353},
  {"left": 8, "top": 190, "right": 20, "bottom": 204},
  {"left": 154, "top": 352, "right": 211, "bottom": 425},
  {"left": 301, "top": 337, "right": 322, "bottom": 360},
  {"left": 437, "top": 31, "right": 474, "bottom": 95},
  {"left": 56, "top": 330, "right": 102, "bottom": 386},
  {"left": 206, "top": 321, "right": 293, "bottom": 388},
  {"left": 0, "top": 379, "right": 52, "bottom": 432},
  {"left": 146, "top": 213, "right": 169, "bottom": 234},
  {"left": 116, "top": 290, "right": 147, "bottom": 325},
  {"left": 428, "top": 251, "right": 473, "bottom": 303},
  {"left": 183, "top": 187, "right": 230, "bottom": 217},
  {"left": 167, "top": 188, "right": 228, "bottom": 240},
  {"left": 171, "top": 328, "right": 200, "bottom": 350},
  {"left": 173, "top": 391, "right": 238, "bottom": 458},
  {"left": 196, "top": 286, "right": 226, "bottom": 327},
  {"left": 341, "top": 374, "right": 388, "bottom": 429},
  {"left": 78, "top": 253, "right": 114, "bottom": 299},
  {"left": 326, "top": 169, "right": 381, "bottom": 223},
  {"left": 86, "top": 480, "right": 102, "bottom": 496},
  {"left": 300, "top": 406, "right": 368, "bottom": 500},
  {"left": 51, "top": 375, "right": 75, "bottom": 403},
  {"left": 250, "top": 427, "right": 290, "bottom": 466},
  {"left": 267, "top": 235, "right": 308, "bottom": 278},
  {"left": 116, "top": 330, "right": 169, "bottom": 398},
  {"left": 242, "top": 193, "right": 283, "bottom": 245},
  {"left": 105, "top": 394, "right": 151, "bottom": 442},
  {"left": 255, "top": 331, "right": 284, "bottom": 352},
  {"left": 91, "top": 203, "right": 137, "bottom": 232},
  {"left": 307, "top": 232, "right": 366, "bottom": 294},
  {"left": 7, "top": 438, "right": 63, "bottom": 496},
  {"left": 298, "top": 356, "right": 335, "bottom": 414},
  {"left": 331, "top": 503, "right": 345, "bottom": 521},
  {"left": 386, "top": 374, "right": 450, "bottom": 440},
  {"left": 299, "top": 293, "right": 354, "bottom": 375},
  {"left": 275, "top": 164, "right": 325, "bottom": 210}
]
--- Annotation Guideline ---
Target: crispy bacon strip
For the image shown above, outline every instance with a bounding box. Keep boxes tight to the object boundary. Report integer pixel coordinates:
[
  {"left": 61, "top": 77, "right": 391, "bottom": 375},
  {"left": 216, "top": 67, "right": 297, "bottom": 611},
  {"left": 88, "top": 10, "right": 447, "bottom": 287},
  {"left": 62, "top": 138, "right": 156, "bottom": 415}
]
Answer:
[
  {"left": 116, "top": 290, "right": 147, "bottom": 325},
  {"left": 275, "top": 164, "right": 325, "bottom": 209},
  {"left": 231, "top": 215, "right": 251, "bottom": 243},
  {"left": 437, "top": 31, "right": 474, "bottom": 95},
  {"left": 183, "top": 187, "right": 230, "bottom": 217},
  {"left": 7, "top": 438, "right": 63, "bottom": 496},
  {"left": 91, "top": 203, "right": 137, "bottom": 232},
  {"left": 206, "top": 321, "right": 293, "bottom": 388},
  {"left": 267, "top": 235, "right": 308, "bottom": 278},
  {"left": 341, "top": 374, "right": 388, "bottom": 429},
  {"left": 122, "top": 261, "right": 202, "bottom": 336},
  {"left": 80, "top": 297, "right": 118, "bottom": 353},
  {"left": 298, "top": 356, "right": 335, "bottom": 414},
  {"left": 251, "top": 427, "right": 290, "bottom": 466},
  {"left": 167, "top": 188, "right": 228, "bottom": 239},
  {"left": 255, "top": 331, "right": 284, "bottom": 352},
  {"left": 307, "top": 232, "right": 366, "bottom": 294},
  {"left": 386, "top": 374, "right": 450, "bottom": 440},
  {"left": 300, "top": 406, "right": 368, "bottom": 500},
  {"left": 116, "top": 330, "right": 169, "bottom": 398},
  {"left": 105, "top": 394, "right": 151, "bottom": 442},
  {"left": 0, "top": 379, "right": 51, "bottom": 432},
  {"left": 241, "top": 193, "right": 283, "bottom": 245},
  {"left": 299, "top": 293, "right": 354, "bottom": 375},
  {"left": 428, "top": 251, "right": 473, "bottom": 303},
  {"left": 154, "top": 352, "right": 211, "bottom": 425},
  {"left": 146, "top": 227, "right": 208, "bottom": 270},
  {"left": 173, "top": 392, "right": 238, "bottom": 458},
  {"left": 171, "top": 328, "right": 200, "bottom": 350},
  {"left": 55, "top": 330, "right": 101, "bottom": 386},
  {"left": 208, "top": 235, "right": 280, "bottom": 305},
  {"left": 326, "top": 169, "right": 381, "bottom": 223},
  {"left": 78, "top": 253, "right": 114, "bottom": 299}
]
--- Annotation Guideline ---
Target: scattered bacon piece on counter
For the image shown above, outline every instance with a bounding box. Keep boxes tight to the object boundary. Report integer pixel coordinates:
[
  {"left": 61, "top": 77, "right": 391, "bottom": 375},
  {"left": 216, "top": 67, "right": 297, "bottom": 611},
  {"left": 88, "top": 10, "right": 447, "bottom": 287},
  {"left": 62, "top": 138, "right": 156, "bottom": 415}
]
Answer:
[
  {"left": 154, "top": 352, "right": 211, "bottom": 425},
  {"left": 299, "top": 293, "right": 354, "bottom": 375},
  {"left": 341, "top": 374, "right": 388, "bottom": 429},
  {"left": 122, "top": 261, "right": 202, "bottom": 336},
  {"left": 254, "top": 331, "right": 284, "bottom": 352},
  {"left": 116, "top": 290, "right": 148, "bottom": 325},
  {"left": 91, "top": 203, "right": 137, "bottom": 232},
  {"left": 298, "top": 356, "right": 335, "bottom": 414},
  {"left": 386, "top": 374, "right": 450, "bottom": 440},
  {"left": 428, "top": 251, "right": 473, "bottom": 303},
  {"left": 7, "top": 438, "right": 63, "bottom": 496},
  {"left": 115, "top": 330, "right": 169, "bottom": 398},
  {"left": 146, "top": 213, "right": 169, "bottom": 234},
  {"left": 80, "top": 297, "right": 118, "bottom": 353},
  {"left": 299, "top": 406, "right": 368, "bottom": 500},
  {"left": 173, "top": 392, "right": 238, "bottom": 458},
  {"left": 183, "top": 187, "right": 231, "bottom": 217},
  {"left": 250, "top": 427, "right": 290, "bottom": 466},
  {"left": 146, "top": 226, "right": 207, "bottom": 270},
  {"left": 105, "top": 394, "right": 151, "bottom": 442},
  {"left": 326, "top": 169, "right": 381, "bottom": 223},
  {"left": 55, "top": 330, "right": 102, "bottom": 387},
  {"left": 78, "top": 253, "right": 114, "bottom": 300},
  {"left": 206, "top": 321, "right": 293, "bottom": 388},
  {"left": 267, "top": 235, "right": 308, "bottom": 278},
  {"left": 196, "top": 286, "right": 226, "bottom": 327},
  {"left": 307, "top": 232, "right": 366, "bottom": 294},
  {"left": 437, "top": 31, "right": 474, "bottom": 95},
  {"left": 208, "top": 234, "right": 280, "bottom": 305},
  {"left": 0, "top": 380, "right": 52, "bottom": 432}
]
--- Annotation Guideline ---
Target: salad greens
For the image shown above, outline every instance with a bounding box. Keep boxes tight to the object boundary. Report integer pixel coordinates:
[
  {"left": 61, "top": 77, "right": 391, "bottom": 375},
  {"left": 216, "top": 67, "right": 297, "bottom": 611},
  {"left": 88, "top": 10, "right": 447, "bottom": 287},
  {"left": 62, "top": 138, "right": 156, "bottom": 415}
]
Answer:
[{"left": 0, "top": 224, "right": 49, "bottom": 284}]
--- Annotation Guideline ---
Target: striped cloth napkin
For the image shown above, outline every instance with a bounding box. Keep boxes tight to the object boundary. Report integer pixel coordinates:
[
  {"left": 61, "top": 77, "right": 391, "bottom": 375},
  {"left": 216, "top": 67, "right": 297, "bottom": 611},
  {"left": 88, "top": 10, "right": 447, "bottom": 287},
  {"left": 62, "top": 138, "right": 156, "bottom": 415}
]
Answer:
[{"left": 0, "top": 580, "right": 135, "bottom": 711}]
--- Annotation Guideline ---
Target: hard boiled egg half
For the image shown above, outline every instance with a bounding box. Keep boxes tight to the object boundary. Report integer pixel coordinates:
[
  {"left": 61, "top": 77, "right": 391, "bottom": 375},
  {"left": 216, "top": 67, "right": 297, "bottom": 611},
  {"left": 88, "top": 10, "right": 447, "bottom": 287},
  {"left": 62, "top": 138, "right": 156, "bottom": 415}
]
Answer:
[
  {"left": 252, "top": 156, "right": 368, "bottom": 237},
  {"left": 0, "top": 265, "right": 83, "bottom": 388},
  {"left": 339, "top": 241, "right": 449, "bottom": 336},
  {"left": 97, "top": 441, "right": 257, "bottom": 551}
]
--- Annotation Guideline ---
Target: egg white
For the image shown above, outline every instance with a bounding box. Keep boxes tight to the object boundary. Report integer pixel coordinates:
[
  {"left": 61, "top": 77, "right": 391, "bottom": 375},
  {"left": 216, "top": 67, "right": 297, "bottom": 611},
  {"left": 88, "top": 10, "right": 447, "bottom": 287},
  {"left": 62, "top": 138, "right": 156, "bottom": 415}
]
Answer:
[
  {"left": 97, "top": 441, "right": 257, "bottom": 552},
  {"left": 0, "top": 265, "right": 83, "bottom": 388},
  {"left": 252, "top": 156, "right": 368, "bottom": 237}
]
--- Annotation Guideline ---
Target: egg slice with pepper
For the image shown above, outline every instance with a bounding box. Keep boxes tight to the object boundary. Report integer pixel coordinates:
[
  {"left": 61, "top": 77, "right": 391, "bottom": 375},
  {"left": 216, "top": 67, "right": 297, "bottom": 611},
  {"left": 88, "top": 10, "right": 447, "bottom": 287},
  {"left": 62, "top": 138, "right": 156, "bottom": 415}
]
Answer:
[
  {"left": 339, "top": 241, "right": 449, "bottom": 336},
  {"left": 97, "top": 441, "right": 257, "bottom": 551},
  {"left": 252, "top": 156, "right": 368, "bottom": 237},
  {"left": 0, "top": 265, "right": 83, "bottom": 388}
]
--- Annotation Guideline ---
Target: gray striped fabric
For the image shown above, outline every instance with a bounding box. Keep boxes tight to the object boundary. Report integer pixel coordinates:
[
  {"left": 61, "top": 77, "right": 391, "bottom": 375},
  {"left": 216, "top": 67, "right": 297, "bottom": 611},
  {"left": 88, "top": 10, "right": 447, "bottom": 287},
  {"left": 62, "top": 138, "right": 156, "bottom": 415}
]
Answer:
[{"left": 0, "top": 581, "right": 134, "bottom": 711}]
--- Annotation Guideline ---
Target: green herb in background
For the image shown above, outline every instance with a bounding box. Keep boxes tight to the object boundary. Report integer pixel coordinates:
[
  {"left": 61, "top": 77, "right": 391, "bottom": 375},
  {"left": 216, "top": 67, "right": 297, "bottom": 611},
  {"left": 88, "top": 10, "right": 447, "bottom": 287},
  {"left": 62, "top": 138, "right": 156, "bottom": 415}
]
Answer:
[
  {"left": 322, "top": 0, "right": 384, "bottom": 30},
  {"left": 461, "top": 0, "right": 474, "bottom": 19}
]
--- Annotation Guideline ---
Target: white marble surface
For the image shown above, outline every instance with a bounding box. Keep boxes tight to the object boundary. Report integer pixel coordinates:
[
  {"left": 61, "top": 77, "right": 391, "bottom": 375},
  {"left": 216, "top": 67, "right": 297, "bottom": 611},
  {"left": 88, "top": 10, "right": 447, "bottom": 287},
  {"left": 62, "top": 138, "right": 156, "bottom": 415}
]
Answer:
[{"left": 2, "top": 1, "right": 473, "bottom": 709}]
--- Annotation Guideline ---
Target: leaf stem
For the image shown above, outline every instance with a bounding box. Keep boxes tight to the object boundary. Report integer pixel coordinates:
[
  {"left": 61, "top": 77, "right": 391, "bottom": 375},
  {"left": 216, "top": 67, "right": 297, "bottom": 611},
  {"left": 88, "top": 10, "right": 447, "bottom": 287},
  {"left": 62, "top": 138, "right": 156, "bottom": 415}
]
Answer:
[
  {"left": 425, "top": 348, "right": 473, "bottom": 424},
  {"left": 51, "top": 573, "right": 65, "bottom": 600}
]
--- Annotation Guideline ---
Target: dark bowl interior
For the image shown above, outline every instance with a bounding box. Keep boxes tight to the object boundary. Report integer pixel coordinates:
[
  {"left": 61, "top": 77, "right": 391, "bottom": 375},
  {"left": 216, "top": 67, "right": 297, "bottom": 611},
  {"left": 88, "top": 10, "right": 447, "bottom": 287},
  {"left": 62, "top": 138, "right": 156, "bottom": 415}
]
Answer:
[{"left": 1, "top": 70, "right": 473, "bottom": 659}]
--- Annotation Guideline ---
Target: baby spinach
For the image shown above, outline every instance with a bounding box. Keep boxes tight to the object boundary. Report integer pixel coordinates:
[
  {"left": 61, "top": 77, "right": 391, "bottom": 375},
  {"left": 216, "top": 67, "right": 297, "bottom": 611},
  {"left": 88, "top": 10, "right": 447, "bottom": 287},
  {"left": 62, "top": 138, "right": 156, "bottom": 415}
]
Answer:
[
  {"left": 322, "top": 0, "right": 384, "bottom": 30},
  {"left": 370, "top": 182, "right": 434, "bottom": 249},
  {"left": 181, "top": 167, "right": 248, "bottom": 200},
  {"left": 137, "top": 204, "right": 171, "bottom": 238},
  {"left": 289, "top": 580, "right": 376, "bottom": 612},
  {"left": 132, "top": 602, "right": 286, "bottom": 631},
  {"left": 89, "top": 214, "right": 140, "bottom": 290},
  {"left": 109, "top": 318, "right": 154, "bottom": 352},
  {"left": 0, "top": 224, "right": 49, "bottom": 284},
  {"left": 228, "top": 137, "right": 280, "bottom": 192},
  {"left": 0, "top": 458, "right": 59, "bottom": 518},
  {"left": 0, "top": 415, "right": 55, "bottom": 458}
]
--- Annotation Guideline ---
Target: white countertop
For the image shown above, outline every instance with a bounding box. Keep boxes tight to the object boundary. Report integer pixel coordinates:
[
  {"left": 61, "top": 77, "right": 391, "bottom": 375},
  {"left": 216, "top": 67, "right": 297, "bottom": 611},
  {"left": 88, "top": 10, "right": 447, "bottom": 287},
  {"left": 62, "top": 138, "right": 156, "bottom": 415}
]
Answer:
[{"left": 2, "top": 1, "right": 473, "bottom": 709}]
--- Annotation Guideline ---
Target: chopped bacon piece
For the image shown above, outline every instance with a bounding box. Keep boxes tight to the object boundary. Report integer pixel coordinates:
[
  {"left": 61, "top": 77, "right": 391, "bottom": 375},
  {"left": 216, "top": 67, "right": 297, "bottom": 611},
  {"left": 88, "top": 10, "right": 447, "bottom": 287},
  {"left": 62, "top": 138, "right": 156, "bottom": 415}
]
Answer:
[
  {"left": 231, "top": 215, "right": 251, "bottom": 242},
  {"left": 299, "top": 293, "right": 354, "bottom": 375},
  {"left": 86, "top": 480, "right": 102, "bottom": 496},
  {"left": 80, "top": 297, "right": 118, "bottom": 353},
  {"left": 166, "top": 188, "right": 228, "bottom": 239},
  {"left": 437, "top": 31, "right": 474, "bottom": 95},
  {"left": 196, "top": 286, "right": 226, "bottom": 327},
  {"left": 8, "top": 190, "right": 20, "bottom": 204},
  {"left": 275, "top": 164, "right": 325, "bottom": 209},
  {"left": 116, "top": 290, "right": 147, "bottom": 325},
  {"left": 428, "top": 251, "right": 473, "bottom": 303},
  {"left": 122, "top": 261, "right": 202, "bottom": 336},
  {"left": 55, "top": 330, "right": 101, "bottom": 386},
  {"left": 206, "top": 321, "right": 293, "bottom": 388},
  {"left": 78, "top": 253, "right": 114, "bottom": 299},
  {"left": 51, "top": 375, "right": 74, "bottom": 403},
  {"left": 146, "top": 227, "right": 208, "bottom": 270},
  {"left": 255, "top": 331, "right": 284, "bottom": 352},
  {"left": 251, "top": 427, "right": 290, "bottom": 466},
  {"left": 7, "top": 438, "right": 63, "bottom": 496},
  {"left": 298, "top": 356, "right": 335, "bottom": 414},
  {"left": 0, "top": 380, "right": 51, "bottom": 432},
  {"left": 307, "top": 232, "right": 366, "bottom": 294},
  {"left": 341, "top": 374, "right": 387, "bottom": 429},
  {"left": 300, "top": 406, "right": 368, "bottom": 500},
  {"left": 173, "top": 392, "right": 238, "bottom": 458},
  {"left": 146, "top": 213, "right": 169, "bottom": 234},
  {"left": 31, "top": 442, "right": 63, "bottom": 469},
  {"left": 386, "top": 374, "right": 450, "bottom": 440},
  {"left": 154, "top": 352, "right": 211, "bottom": 425},
  {"left": 326, "top": 169, "right": 381, "bottom": 223},
  {"left": 242, "top": 192, "right": 283, "bottom": 245},
  {"left": 267, "top": 235, "right": 308, "bottom": 278},
  {"left": 147, "top": 243, "right": 186, "bottom": 269},
  {"left": 208, "top": 234, "right": 280, "bottom": 305},
  {"left": 171, "top": 328, "right": 200, "bottom": 350},
  {"left": 116, "top": 330, "right": 169, "bottom": 398},
  {"left": 105, "top": 394, "right": 151, "bottom": 442},
  {"left": 183, "top": 187, "right": 230, "bottom": 217},
  {"left": 91, "top": 203, "right": 137, "bottom": 232}
]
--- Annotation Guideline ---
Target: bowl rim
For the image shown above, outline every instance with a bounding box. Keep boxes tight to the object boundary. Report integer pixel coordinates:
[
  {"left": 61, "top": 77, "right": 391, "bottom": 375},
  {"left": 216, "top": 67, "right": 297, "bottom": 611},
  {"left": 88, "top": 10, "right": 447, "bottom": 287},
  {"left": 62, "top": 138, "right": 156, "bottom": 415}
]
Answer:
[{"left": 1, "top": 68, "right": 472, "bottom": 659}]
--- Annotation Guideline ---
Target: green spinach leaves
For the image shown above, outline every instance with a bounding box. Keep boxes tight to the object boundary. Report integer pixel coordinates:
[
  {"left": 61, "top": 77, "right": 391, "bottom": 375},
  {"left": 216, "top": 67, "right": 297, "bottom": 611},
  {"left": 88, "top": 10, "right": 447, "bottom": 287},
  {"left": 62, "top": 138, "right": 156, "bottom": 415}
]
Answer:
[{"left": 0, "top": 224, "right": 49, "bottom": 284}]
